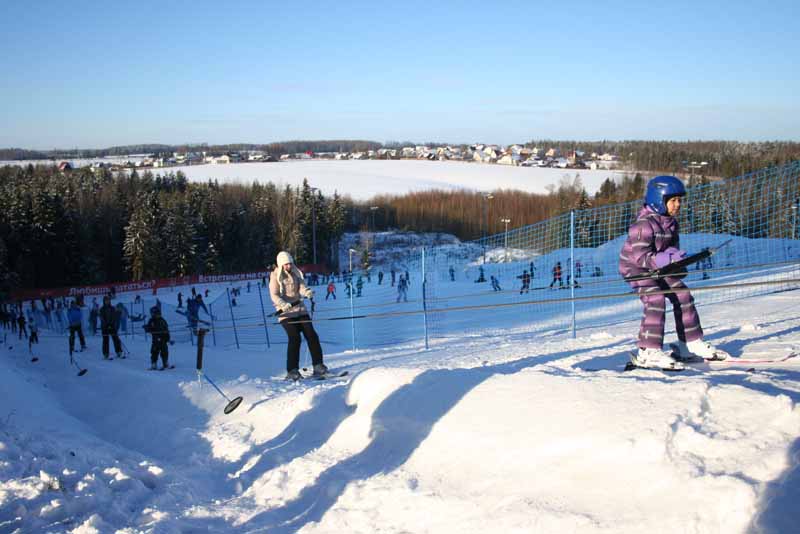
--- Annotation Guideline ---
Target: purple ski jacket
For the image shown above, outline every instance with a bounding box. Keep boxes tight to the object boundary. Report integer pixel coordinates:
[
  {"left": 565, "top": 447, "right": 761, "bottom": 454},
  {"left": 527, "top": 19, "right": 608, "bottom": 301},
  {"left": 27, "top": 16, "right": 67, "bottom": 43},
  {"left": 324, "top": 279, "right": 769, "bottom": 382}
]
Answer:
[{"left": 618, "top": 206, "right": 680, "bottom": 279}]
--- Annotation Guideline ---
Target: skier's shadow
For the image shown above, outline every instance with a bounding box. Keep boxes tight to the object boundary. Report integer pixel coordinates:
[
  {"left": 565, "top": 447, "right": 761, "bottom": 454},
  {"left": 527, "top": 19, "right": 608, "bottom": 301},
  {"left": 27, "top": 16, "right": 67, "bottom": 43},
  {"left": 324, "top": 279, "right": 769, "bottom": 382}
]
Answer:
[
  {"left": 232, "top": 385, "right": 356, "bottom": 490},
  {"left": 237, "top": 342, "right": 621, "bottom": 533},
  {"left": 237, "top": 367, "right": 490, "bottom": 533}
]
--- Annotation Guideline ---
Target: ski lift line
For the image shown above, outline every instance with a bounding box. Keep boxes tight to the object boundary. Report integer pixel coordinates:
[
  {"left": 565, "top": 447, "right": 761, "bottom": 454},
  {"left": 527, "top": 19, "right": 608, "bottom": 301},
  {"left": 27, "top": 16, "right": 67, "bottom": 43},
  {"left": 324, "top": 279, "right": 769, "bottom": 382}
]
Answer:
[{"left": 164, "top": 277, "right": 800, "bottom": 332}]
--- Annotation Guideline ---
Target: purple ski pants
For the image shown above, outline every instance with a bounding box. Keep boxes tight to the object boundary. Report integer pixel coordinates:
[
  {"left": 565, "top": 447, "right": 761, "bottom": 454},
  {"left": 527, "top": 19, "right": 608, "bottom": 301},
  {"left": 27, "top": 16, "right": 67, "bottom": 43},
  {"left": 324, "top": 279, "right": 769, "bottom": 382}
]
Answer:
[{"left": 630, "top": 276, "right": 703, "bottom": 349}]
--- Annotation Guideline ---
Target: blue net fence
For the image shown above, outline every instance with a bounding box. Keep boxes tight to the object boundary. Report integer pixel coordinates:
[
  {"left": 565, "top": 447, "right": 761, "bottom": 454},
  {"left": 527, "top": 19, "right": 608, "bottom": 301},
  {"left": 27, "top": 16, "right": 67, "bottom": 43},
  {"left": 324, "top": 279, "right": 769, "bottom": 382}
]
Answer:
[{"left": 425, "top": 160, "right": 800, "bottom": 343}]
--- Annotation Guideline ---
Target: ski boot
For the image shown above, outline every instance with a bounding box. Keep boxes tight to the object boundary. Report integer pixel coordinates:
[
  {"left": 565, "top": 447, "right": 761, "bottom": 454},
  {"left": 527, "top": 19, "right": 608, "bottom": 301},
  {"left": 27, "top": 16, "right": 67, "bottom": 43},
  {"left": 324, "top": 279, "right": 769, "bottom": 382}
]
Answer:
[
  {"left": 629, "top": 347, "right": 685, "bottom": 371},
  {"left": 671, "top": 339, "right": 729, "bottom": 361},
  {"left": 285, "top": 369, "right": 302, "bottom": 381},
  {"left": 312, "top": 363, "right": 329, "bottom": 378}
]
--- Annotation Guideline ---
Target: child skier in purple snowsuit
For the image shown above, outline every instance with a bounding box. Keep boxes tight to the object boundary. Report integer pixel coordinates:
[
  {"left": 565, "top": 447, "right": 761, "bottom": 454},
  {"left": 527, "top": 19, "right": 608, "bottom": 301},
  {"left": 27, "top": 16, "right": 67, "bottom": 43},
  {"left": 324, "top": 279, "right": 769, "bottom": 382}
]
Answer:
[{"left": 619, "top": 175, "right": 729, "bottom": 369}]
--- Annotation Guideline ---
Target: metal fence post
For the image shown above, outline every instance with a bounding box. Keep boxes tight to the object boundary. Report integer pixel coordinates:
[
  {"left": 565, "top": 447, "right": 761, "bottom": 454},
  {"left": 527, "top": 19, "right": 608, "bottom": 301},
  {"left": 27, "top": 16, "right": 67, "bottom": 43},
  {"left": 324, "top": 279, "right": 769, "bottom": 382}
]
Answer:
[
  {"left": 570, "top": 210, "right": 576, "bottom": 339},
  {"left": 422, "top": 247, "right": 429, "bottom": 350},
  {"left": 257, "top": 283, "right": 271, "bottom": 348},
  {"left": 226, "top": 288, "right": 240, "bottom": 349}
]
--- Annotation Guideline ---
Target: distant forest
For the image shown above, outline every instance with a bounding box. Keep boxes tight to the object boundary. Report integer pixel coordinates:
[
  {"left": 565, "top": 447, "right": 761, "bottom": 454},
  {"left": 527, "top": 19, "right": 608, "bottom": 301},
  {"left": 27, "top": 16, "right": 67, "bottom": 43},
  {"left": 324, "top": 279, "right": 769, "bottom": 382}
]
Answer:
[{"left": 0, "top": 162, "right": 649, "bottom": 294}]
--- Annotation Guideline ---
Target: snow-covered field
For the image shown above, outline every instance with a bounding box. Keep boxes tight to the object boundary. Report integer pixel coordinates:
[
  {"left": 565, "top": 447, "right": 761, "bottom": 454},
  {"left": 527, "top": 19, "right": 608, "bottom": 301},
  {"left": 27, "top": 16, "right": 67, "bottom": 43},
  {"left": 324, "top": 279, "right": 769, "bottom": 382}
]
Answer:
[
  {"left": 1, "top": 159, "right": 626, "bottom": 200},
  {"left": 149, "top": 160, "right": 625, "bottom": 200},
  {"left": 2, "top": 263, "right": 799, "bottom": 532}
]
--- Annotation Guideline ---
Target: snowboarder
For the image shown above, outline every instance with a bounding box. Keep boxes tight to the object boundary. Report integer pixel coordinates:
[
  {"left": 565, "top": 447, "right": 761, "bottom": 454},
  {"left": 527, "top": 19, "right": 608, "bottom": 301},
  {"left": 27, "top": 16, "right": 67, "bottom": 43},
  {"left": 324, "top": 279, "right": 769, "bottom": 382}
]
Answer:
[
  {"left": 67, "top": 300, "right": 87, "bottom": 353},
  {"left": 517, "top": 270, "right": 531, "bottom": 294},
  {"left": 143, "top": 306, "right": 171, "bottom": 370},
  {"left": 619, "top": 175, "right": 729, "bottom": 369},
  {"left": 270, "top": 251, "right": 328, "bottom": 381},
  {"left": 99, "top": 295, "right": 122, "bottom": 360}
]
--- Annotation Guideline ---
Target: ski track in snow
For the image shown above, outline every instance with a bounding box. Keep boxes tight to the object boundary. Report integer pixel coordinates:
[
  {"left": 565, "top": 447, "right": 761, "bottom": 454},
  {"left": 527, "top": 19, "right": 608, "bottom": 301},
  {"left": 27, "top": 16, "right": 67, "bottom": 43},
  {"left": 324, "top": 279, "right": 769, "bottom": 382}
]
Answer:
[{"left": 1, "top": 287, "right": 799, "bottom": 532}]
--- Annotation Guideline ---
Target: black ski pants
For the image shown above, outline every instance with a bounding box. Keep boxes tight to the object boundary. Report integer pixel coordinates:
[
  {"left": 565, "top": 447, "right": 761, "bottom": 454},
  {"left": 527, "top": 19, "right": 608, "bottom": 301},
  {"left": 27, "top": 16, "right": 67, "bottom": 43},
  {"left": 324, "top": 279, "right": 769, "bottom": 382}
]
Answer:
[
  {"left": 69, "top": 325, "right": 86, "bottom": 352},
  {"left": 280, "top": 315, "right": 323, "bottom": 372},
  {"left": 102, "top": 330, "right": 122, "bottom": 358},
  {"left": 151, "top": 338, "right": 169, "bottom": 366}
]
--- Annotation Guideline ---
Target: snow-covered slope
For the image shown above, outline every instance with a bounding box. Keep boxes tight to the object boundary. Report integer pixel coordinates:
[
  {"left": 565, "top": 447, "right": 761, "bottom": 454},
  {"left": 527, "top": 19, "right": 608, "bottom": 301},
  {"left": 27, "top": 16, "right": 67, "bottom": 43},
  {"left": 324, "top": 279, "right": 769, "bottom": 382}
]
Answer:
[{"left": 1, "top": 278, "right": 799, "bottom": 533}]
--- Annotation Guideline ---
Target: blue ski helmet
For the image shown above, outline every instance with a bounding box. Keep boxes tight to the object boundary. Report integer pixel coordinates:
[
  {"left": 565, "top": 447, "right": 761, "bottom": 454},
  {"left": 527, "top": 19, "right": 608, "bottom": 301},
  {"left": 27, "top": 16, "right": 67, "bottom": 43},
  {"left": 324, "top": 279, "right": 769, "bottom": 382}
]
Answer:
[{"left": 645, "top": 175, "right": 686, "bottom": 214}]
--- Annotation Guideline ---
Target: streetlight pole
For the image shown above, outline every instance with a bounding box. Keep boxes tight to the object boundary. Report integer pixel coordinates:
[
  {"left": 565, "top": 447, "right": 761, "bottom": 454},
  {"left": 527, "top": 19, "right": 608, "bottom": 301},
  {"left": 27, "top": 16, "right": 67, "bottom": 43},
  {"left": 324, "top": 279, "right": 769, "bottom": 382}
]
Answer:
[
  {"left": 310, "top": 187, "right": 319, "bottom": 265},
  {"left": 370, "top": 206, "right": 379, "bottom": 233},
  {"left": 792, "top": 201, "right": 798, "bottom": 241},
  {"left": 482, "top": 192, "right": 494, "bottom": 264},
  {"left": 348, "top": 248, "right": 357, "bottom": 351},
  {"left": 501, "top": 218, "right": 511, "bottom": 262}
]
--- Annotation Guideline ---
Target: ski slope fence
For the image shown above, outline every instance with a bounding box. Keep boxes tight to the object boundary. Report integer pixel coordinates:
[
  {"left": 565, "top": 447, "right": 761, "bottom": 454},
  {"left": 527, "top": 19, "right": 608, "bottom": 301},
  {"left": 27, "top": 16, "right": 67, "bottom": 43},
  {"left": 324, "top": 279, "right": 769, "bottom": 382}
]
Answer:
[
  {"left": 27, "top": 161, "right": 800, "bottom": 353},
  {"left": 183, "top": 161, "right": 800, "bottom": 352}
]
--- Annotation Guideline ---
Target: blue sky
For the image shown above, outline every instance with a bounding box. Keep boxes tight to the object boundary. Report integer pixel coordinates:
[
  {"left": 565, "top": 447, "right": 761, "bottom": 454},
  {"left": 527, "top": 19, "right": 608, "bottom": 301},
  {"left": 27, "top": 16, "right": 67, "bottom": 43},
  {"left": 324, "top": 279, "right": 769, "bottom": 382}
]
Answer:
[{"left": 1, "top": 0, "right": 798, "bottom": 149}]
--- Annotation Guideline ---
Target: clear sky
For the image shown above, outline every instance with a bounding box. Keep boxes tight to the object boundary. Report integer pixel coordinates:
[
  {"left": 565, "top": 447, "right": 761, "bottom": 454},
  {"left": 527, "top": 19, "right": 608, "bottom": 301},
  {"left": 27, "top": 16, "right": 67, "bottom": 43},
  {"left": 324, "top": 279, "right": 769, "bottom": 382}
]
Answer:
[{"left": 2, "top": 0, "right": 798, "bottom": 149}]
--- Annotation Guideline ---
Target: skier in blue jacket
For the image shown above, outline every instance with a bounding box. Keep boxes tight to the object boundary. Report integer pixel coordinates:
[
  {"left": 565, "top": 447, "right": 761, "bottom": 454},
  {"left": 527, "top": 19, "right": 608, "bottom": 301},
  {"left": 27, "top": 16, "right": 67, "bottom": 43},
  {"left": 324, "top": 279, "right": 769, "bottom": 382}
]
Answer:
[{"left": 67, "top": 300, "right": 87, "bottom": 353}]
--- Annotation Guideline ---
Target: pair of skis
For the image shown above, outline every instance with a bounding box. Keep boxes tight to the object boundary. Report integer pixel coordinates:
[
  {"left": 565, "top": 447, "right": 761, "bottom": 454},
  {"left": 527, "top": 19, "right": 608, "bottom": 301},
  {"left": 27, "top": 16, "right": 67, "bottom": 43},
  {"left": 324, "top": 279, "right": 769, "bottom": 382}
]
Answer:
[{"left": 625, "top": 351, "right": 798, "bottom": 373}]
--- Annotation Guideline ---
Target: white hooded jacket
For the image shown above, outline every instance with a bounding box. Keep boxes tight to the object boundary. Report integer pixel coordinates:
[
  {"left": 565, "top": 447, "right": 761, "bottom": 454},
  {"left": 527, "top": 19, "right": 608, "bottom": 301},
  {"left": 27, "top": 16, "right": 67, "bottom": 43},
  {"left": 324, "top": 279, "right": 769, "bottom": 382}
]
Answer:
[{"left": 269, "top": 252, "right": 311, "bottom": 321}]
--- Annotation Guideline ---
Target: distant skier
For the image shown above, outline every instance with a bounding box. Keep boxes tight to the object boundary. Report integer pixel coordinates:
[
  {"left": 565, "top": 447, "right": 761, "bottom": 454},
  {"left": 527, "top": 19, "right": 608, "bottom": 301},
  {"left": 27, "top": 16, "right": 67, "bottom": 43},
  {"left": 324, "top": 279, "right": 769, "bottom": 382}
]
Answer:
[
  {"left": 490, "top": 275, "right": 502, "bottom": 292},
  {"left": 449, "top": 266, "right": 455, "bottom": 281},
  {"left": 144, "top": 306, "right": 171, "bottom": 370},
  {"left": 326, "top": 281, "right": 336, "bottom": 300},
  {"left": 391, "top": 269, "right": 396, "bottom": 286},
  {"left": 549, "top": 262, "right": 563, "bottom": 289},
  {"left": 116, "top": 303, "right": 129, "bottom": 333},
  {"left": 270, "top": 251, "right": 328, "bottom": 381},
  {"left": 67, "top": 300, "right": 87, "bottom": 353},
  {"left": 89, "top": 300, "right": 99, "bottom": 335},
  {"left": 396, "top": 275, "right": 409, "bottom": 302},
  {"left": 475, "top": 266, "right": 486, "bottom": 283},
  {"left": 517, "top": 270, "right": 531, "bottom": 294},
  {"left": 356, "top": 276, "right": 364, "bottom": 297},
  {"left": 186, "top": 294, "right": 210, "bottom": 334},
  {"left": 378, "top": 271, "right": 384, "bottom": 285},
  {"left": 99, "top": 295, "right": 123, "bottom": 360},
  {"left": 26, "top": 311, "right": 38, "bottom": 345},
  {"left": 16, "top": 311, "right": 27, "bottom": 340},
  {"left": 177, "top": 292, "right": 183, "bottom": 308},
  {"left": 620, "top": 175, "right": 729, "bottom": 370}
]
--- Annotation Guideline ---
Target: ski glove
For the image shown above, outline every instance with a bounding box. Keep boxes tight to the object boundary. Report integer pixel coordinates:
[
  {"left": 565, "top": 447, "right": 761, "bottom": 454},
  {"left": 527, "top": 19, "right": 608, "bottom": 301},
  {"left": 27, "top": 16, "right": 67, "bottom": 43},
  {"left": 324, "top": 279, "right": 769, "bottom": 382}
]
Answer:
[
  {"left": 302, "top": 287, "right": 314, "bottom": 299},
  {"left": 654, "top": 247, "right": 686, "bottom": 269},
  {"left": 279, "top": 301, "right": 294, "bottom": 312}
]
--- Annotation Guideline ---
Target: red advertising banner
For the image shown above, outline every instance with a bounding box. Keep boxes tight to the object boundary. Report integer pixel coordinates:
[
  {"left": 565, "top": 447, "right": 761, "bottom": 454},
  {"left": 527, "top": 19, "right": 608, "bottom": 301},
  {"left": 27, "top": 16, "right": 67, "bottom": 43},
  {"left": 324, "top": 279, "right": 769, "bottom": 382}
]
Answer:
[{"left": 9, "top": 266, "right": 327, "bottom": 302}]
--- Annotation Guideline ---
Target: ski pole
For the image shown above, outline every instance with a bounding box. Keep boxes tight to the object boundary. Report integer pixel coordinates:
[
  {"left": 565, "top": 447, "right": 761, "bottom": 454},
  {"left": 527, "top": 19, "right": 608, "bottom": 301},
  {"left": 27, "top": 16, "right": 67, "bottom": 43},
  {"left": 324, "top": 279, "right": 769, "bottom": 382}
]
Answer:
[
  {"left": 68, "top": 345, "right": 88, "bottom": 376},
  {"left": 195, "top": 328, "right": 242, "bottom": 414}
]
